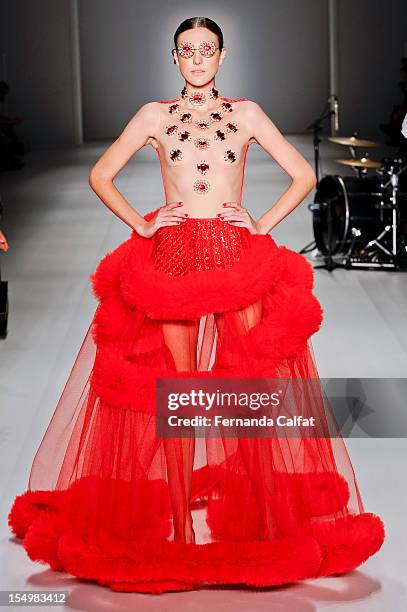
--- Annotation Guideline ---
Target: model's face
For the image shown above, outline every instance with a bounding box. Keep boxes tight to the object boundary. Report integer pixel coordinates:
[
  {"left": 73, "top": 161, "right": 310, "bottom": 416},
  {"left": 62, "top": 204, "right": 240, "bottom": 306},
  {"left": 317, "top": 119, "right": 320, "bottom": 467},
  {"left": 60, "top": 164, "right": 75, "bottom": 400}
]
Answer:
[{"left": 173, "top": 27, "right": 226, "bottom": 87}]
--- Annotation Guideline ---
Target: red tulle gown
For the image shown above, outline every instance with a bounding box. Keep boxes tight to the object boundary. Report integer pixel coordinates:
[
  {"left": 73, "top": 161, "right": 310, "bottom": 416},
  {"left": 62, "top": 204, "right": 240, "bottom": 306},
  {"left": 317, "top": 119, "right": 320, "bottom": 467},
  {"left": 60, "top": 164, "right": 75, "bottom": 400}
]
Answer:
[{"left": 8, "top": 97, "right": 385, "bottom": 594}]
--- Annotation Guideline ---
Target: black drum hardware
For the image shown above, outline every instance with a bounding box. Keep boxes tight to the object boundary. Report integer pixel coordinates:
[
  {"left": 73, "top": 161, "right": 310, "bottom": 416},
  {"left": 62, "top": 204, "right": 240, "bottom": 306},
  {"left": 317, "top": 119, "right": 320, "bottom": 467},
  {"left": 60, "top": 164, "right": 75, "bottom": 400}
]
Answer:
[{"left": 301, "top": 124, "right": 407, "bottom": 271}]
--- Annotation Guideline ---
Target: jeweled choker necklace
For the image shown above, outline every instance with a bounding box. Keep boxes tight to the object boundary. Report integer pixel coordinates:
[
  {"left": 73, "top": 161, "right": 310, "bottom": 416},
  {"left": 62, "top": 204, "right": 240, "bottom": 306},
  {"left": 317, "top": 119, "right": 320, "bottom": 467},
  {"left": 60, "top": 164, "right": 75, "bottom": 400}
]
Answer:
[{"left": 181, "top": 85, "right": 219, "bottom": 106}]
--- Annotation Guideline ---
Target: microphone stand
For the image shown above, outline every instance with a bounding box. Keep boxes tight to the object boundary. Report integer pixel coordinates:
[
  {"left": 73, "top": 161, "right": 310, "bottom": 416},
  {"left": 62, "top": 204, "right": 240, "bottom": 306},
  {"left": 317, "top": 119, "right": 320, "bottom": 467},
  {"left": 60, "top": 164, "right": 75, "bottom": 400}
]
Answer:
[
  {"left": 300, "top": 101, "right": 346, "bottom": 271},
  {"left": 299, "top": 103, "right": 332, "bottom": 255},
  {"left": 307, "top": 101, "right": 332, "bottom": 185}
]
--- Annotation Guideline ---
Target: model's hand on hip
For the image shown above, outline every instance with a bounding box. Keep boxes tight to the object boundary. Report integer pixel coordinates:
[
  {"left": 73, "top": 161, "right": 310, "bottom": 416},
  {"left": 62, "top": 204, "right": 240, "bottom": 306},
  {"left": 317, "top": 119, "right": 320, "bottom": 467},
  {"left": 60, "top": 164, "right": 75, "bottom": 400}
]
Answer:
[
  {"left": 133, "top": 201, "right": 188, "bottom": 238},
  {"left": 219, "top": 202, "right": 266, "bottom": 235}
]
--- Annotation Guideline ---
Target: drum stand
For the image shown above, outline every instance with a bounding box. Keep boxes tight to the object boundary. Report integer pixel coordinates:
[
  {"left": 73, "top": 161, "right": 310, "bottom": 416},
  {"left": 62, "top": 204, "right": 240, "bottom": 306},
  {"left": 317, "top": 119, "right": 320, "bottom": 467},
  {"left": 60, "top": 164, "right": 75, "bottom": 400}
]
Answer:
[{"left": 344, "top": 162, "right": 403, "bottom": 270}]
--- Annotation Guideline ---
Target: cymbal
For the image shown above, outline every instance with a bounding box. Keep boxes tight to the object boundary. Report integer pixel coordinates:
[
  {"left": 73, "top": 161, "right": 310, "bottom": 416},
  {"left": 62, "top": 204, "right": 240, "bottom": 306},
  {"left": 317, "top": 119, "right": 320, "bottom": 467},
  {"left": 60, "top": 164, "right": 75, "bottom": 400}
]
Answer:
[
  {"left": 328, "top": 136, "right": 378, "bottom": 147},
  {"left": 335, "top": 157, "right": 382, "bottom": 169}
]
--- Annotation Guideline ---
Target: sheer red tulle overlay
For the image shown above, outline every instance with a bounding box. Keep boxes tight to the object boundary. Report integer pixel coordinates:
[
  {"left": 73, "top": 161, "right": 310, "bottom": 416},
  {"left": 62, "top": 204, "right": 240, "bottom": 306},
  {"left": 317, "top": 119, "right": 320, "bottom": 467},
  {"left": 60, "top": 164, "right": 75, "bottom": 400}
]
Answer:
[{"left": 8, "top": 209, "right": 385, "bottom": 593}]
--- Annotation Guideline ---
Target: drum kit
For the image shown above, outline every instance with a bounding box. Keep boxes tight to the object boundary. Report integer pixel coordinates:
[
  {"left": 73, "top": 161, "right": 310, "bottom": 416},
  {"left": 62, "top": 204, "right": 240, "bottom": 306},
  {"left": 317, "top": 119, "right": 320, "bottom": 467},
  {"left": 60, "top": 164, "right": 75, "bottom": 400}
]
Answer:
[{"left": 303, "top": 129, "right": 407, "bottom": 271}]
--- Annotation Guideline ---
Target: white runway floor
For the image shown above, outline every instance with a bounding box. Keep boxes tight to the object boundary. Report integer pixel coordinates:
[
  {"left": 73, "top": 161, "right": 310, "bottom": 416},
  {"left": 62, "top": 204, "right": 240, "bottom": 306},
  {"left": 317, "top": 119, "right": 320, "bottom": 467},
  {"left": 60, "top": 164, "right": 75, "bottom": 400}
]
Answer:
[{"left": 0, "top": 136, "right": 406, "bottom": 610}]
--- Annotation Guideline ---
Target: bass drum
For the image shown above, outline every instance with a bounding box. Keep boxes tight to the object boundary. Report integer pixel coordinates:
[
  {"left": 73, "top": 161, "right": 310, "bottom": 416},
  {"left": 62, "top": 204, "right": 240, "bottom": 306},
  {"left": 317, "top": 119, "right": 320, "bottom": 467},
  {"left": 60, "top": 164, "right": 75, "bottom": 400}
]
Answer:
[{"left": 313, "top": 175, "right": 386, "bottom": 255}]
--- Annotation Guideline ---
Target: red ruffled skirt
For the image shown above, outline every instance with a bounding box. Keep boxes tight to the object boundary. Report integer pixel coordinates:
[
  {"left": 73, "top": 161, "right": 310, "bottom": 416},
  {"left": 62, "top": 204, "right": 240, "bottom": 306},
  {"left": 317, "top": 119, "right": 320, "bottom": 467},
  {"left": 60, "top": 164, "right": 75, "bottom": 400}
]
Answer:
[{"left": 8, "top": 208, "right": 385, "bottom": 593}]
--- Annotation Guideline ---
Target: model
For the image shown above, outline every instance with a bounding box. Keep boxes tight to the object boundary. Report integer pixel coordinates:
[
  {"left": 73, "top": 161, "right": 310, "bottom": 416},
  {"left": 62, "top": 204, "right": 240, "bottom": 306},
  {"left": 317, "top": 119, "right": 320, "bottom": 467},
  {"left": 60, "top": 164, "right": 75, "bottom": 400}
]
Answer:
[{"left": 8, "top": 16, "right": 385, "bottom": 594}]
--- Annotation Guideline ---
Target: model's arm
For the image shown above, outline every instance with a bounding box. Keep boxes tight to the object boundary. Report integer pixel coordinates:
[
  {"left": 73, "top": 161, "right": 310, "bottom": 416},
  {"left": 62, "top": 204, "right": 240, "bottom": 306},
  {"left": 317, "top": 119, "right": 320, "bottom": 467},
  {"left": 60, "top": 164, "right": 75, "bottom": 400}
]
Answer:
[
  {"left": 88, "top": 102, "right": 160, "bottom": 231},
  {"left": 244, "top": 101, "right": 317, "bottom": 234}
]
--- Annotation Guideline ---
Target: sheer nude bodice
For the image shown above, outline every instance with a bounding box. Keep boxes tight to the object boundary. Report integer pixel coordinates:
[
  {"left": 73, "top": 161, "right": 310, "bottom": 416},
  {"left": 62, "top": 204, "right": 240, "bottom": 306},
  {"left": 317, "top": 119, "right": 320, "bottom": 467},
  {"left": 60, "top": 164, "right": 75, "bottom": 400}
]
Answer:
[{"left": 150, "top": 97, "right": 254, "bottom": 218}]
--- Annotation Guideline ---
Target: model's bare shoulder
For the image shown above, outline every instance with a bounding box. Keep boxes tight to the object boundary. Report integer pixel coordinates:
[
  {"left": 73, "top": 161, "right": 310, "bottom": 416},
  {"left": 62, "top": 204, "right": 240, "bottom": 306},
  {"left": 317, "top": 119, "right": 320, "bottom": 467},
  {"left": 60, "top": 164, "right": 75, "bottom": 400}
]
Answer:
[
  {"left": 239, "top": 99, "right": 264, "bottom": 120},
  {"left": 135, "top": 101, "right": 161, "bottom": 129},
  {"left": 236, "top": 100, "right": 263, "bottom": 144},
  {"left": 140, "top": 100, "right": 161, "bottom": 112},
  {"left": 122, "top": 101, "right": 161, "bottom": 148},
  {"left": 233, "top": 99, "right": 263, "bottom": 124}
]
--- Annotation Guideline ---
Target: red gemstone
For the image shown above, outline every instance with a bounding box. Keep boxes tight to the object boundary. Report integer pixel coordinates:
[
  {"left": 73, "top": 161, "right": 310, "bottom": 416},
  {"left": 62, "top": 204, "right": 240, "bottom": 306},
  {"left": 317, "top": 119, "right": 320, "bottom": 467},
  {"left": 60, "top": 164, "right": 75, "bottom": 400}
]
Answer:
[
  {"left": 225, "top": 149, "right": 236, "bottom": 162},
  {"left": 197, "top": 162, "right": 209, "bottom": 174},
  {"left": 195, "top": 137, "right": 210, "bottom": 149},
  {"left": 170, "top": 149, "right": 182, "bottom": 161}
]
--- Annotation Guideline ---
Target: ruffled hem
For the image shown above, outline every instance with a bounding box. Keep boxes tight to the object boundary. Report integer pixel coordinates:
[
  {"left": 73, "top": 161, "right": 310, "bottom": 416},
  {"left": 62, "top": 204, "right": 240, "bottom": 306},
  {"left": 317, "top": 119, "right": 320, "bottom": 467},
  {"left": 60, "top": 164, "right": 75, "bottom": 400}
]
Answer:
[{"left": 8, "top": 484, "right": 385, "bottom": 594}]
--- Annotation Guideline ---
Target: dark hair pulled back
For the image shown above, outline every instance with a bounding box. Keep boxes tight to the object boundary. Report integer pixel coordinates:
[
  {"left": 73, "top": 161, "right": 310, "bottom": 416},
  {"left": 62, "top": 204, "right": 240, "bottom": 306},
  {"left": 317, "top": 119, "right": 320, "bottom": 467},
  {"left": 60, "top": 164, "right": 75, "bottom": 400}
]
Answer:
[{"left": 173, "top": 16, "right": 224, "bottom": 50}]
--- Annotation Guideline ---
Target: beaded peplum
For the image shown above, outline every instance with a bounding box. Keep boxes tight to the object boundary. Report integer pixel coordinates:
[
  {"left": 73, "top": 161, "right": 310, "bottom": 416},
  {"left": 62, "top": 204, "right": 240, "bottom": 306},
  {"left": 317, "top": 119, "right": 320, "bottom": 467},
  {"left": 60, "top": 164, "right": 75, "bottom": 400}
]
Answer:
[{"left": 152, "top": 217, "right": 250, "bottom": 276}]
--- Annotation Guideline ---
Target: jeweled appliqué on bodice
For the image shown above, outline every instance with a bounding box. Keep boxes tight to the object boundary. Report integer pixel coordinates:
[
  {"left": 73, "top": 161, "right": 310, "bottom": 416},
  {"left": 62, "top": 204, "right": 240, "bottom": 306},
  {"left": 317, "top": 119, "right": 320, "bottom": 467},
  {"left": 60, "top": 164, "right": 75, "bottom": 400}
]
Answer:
[{"left": 158, "top": 97, "right": 249, "bottom": 208}]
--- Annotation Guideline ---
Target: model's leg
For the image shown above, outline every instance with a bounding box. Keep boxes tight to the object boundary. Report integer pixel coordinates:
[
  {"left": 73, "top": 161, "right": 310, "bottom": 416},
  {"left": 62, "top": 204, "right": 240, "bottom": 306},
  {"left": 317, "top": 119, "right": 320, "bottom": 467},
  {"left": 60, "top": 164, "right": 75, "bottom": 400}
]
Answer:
[
  {"left": 161, "top": 319, "right": 199, "bottom": 544},
  {"left": 215, "top": 299, "right": 277, "bottom": 539}
]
